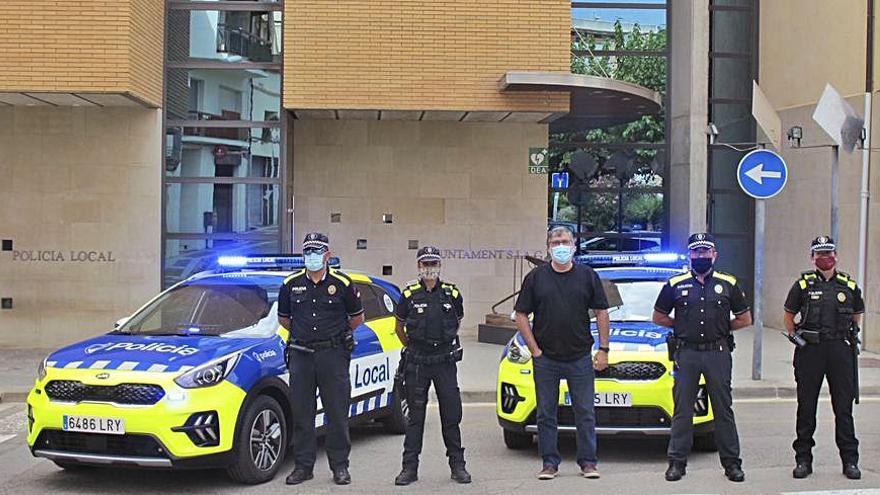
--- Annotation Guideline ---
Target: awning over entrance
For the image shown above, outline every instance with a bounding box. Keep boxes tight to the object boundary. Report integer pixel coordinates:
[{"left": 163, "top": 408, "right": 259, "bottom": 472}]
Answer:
[
  {"left": 290, "top": 109, "right": 564, "bottom": 124},
  {"left": 500, "top": 71, "right": 662, "bottom": 132},
  {"left": 0, "top": 92, "right": 154, "bottom": 107}
]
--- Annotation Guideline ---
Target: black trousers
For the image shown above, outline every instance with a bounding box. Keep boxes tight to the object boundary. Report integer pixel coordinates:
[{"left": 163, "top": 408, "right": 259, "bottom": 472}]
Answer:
[
  {"left": 402, "top": 359, "right": 465, "bottom": 470},
  {"left": 668, "top": 348, "right": 741, "bottom": 468},
  {"left": 793, "top": 340, "right": 859, "bottom": 465},
  {"left": 289, "top": 345, "right": 351, "bottom": 472}
]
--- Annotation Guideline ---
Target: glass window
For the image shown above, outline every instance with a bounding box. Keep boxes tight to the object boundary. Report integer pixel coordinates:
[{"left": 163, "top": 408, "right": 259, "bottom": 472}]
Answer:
[
  {"left": 165, "top": 126, "right": 280, "bottom": 177},
  {"left": 166, "top": 69, "right": 281, "bottom": 121},
  {"left": 607, "top": 280, "right": 666, "bottom": 321},
  {"left": 165, "top": 183, "right": 280, "bottom": 235},
  {"left": 355, "top": 283, "right": 384, "bottom": 321},
  {"left": 163, "top": 238, "right": 281, "bottom": 287},
  {"left": 168, "top": 10, "right": 281, "bottom": 63}
]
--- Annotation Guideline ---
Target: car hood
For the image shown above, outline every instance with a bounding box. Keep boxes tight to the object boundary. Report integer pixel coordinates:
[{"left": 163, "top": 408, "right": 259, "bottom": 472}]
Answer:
[
  {"left": 46, "top": 334, "right": 270, "bottom": 373},
  {"left": 591, "top": 321, "right": 670, "bottom": 351}
]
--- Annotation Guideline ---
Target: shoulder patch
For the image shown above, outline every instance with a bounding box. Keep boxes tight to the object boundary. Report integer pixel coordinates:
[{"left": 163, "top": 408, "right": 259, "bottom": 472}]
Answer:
[
  {"left": 801, "top": 271, "right": 817, "bottom": 280},
  {"left": 669, "top": 272, "right": 692, "bottom": 286},
  {"left": 328, "top": 268, "right": 351, "bottom": 286},
  {"left": 283, "top": 269, "right": 306, "bottom": 284},
  {"left": 798, "top": 279, "right": 808, "bottom": 290},
  {"left": 404, "top": 279, "right": 420, "bottom": 287},
  {"left": 713, "top": 271, "right": 737, "bottom": 286}
]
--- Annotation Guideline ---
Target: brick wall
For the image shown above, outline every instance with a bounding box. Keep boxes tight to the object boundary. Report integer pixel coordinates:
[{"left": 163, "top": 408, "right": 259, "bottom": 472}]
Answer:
[
  {"left": 0, "top": 0, "right": 163, "bottom": 107},
  {"left": 284, "top": 0, "right": 570, "bottom": 112}
]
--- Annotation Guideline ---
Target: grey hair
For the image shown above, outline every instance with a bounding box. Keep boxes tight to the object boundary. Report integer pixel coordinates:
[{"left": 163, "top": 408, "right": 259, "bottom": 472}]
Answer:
[{"left": 547, "top": 226, "right": 575, "bottom": 245}]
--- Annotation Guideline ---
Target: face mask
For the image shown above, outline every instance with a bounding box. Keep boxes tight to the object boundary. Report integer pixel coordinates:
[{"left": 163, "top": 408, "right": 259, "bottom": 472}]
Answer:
[
  {"left": 304, "top": 253, "right": 325, "bottom": 272},
  {"left": 691, "top": 257, "right": 714, "bottom": 274},
  {"left": 550, "top": 245, "right": 574, "bottom": 264},
  {"left": 419, "top": 266, "right": 441, "bottom": 281},
  {"left": 815, "top": 255, "right": 836, "bottom": 271}
]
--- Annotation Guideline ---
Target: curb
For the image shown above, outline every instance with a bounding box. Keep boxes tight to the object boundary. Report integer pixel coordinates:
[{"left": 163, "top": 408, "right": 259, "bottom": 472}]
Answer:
[{"left": 0, "top": 391, "right": 29, "bottom": 403}]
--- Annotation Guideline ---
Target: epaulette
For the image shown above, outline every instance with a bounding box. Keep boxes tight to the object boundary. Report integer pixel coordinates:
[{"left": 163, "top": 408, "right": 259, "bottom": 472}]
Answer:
[
  {"left": 668, "top": 272, "right": 692, "bottom": 286},
  {"left": 835, "top": 271, "right": 857, "bottom": 290},
  {"left": 713, "top": 271, "right": 738, "bottom": 286},
  {"left": 327, "top": 268, "right": 351, "bottom": 286},
  {"left": 441, "top": 282, "right": 460, "bottom": 298},
  {"left": 283, "top": 269, "right": 306, "bottom": 284}
]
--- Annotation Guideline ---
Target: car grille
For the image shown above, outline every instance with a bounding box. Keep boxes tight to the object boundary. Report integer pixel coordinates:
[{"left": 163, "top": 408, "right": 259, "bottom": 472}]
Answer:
[
  {"left": 44, "top": 380, "right": 165, "bottom": 405},
  {"left": 35, "top": 430, "right": 167, "bottom": 458},
  {"left": 595, "top": 362, "right": 666, "bottom": 381},
  {"left": 556, "top": 406, "right": 671, "bottom": 428}
]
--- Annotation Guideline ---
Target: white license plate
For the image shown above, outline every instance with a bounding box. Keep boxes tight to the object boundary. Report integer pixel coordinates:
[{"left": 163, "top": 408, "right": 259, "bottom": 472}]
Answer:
[
  {"left": 62, "top": 415, "right": 125, "bottom": 435},
  {"left": 564, "top": 392, "right": 632, "bottom": 407}
]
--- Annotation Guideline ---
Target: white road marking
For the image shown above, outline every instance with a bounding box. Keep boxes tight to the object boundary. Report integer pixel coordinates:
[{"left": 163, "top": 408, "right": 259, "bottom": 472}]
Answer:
[
  {"left": 734, "top": 397, "right": 880, "bottom": 404},
  {"left": 0, "top": 435, "right": 14, "bottom": 445},
  {"left": 782, "top": 490, "right": 880, "bottom": 495}
]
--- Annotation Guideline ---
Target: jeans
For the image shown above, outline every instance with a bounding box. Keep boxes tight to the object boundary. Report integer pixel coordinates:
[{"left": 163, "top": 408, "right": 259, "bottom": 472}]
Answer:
[{"left": 533, "top": 353, "right": 597, "bottom": 468}]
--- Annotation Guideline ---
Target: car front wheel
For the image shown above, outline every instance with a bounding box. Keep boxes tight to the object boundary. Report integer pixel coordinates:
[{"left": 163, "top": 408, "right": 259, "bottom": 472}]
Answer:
[{"left": 227, "top": 395, "right": 287, "bottom": 484}]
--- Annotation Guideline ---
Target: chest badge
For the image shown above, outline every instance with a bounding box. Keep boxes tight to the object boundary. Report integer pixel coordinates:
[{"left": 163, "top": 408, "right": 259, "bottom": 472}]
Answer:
[
  {"left": 714, "top": 284, "right": 723, "bottom": 294},
  {"left": 838, "top": 292, "right": 847, "bottom": 303},
  {"left": 417, "top": 307, "right": 424, "bottom": 314},
  {"left": 681, "top": 289, "right": 688, "bottom": 297},
  {"left": 328, "top": 285, "right": 337, "bottom": 296}
]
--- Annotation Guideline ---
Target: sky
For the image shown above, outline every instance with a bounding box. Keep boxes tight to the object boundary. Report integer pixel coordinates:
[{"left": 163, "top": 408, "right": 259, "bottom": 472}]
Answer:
[{"left": 572, "top": 0, "right": 667, "bottom": 28}]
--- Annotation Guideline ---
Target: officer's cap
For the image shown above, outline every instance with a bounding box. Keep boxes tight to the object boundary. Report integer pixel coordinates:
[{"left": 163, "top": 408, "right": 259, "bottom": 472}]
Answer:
[
  {"left": 811, "top": 235, "right": 836, "bottom": 253},
  {"left": 417, "top": 245, "right": 442, "bottom": 263},
  {"left": 302, "top": 232, "right": 329, "bottom": 251},
  {"left": 687, "top": 232, "right": 716, "bottom": 251}
]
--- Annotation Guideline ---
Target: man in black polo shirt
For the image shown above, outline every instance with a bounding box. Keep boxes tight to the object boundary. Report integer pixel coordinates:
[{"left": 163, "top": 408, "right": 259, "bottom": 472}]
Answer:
[
  {"left": 652, "top": 232, "right": 751, "bottom": 483},
  {"left": 513, "top": 226, "right": 610, "bottom": 480},
  {"left": 278, "top": 232, "right": 364, "bottom": 486}
]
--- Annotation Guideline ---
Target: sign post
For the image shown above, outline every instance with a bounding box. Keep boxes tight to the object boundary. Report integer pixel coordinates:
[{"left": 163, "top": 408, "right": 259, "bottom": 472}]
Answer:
[{"left": 736, "top": 149, "right": 789, "bottom": 380}]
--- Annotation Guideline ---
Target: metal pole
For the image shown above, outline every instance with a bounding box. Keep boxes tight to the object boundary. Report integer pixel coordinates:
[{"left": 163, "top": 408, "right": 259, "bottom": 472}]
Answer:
[
  {"left": 859, "top": 93, "right": 872, "bottom": 291},
  {"left": 831, "top": 145, "right": 840, "bottom": 241},
  {"left": 752, "top": 199, "right": 765, "bottom": 380},
  {"left": 552, "top": 192, "right": 560, "bottom": 221}
]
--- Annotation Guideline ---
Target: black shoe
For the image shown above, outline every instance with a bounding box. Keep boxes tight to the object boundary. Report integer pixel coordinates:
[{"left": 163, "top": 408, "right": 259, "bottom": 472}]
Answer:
[
  {"left": 793, "top": 462, "right": 812, "bottom": 479},
  {"left": 333, "top": 467, "right": 352, "bottom": 485},
  {"left": 725, "top": 464, "right": 745, "bottom": 482},
  {"left": 285, "top": 468, "right": 314, "bottom": 485},
  {"left": 665, "top": 461, "right": 686, "bottom": 482},
  {"left": 451, "top": 465, "right": 472, "bottom": 484},
  {"left": 843, "top": 463, "right": 862, "bottom": 480},
  {"left": 395, "top": 468, "right": 418, "bottom": 486}
]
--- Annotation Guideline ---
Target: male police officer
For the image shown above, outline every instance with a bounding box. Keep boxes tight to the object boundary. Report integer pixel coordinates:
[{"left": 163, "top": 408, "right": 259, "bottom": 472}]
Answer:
[
  {"left": 653, "top": 233, "right": 752, "bottom": 482},
  {"left": 393, "top": 246, "right": 471, "bottom": 486},
  {"left": 278, "top": 233, "right": 364, "bottom": 486},
  {"left": 783, "top": 236, "right": 863, "bottom": 480}
]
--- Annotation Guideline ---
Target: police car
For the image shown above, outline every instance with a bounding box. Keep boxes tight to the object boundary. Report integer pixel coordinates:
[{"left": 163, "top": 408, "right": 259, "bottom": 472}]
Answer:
[
  {"left": 27, "top": 256, "right": 406, "bottom": 484},
  {"left": 497, "top": 252, "right": 716, "bottom": 450}
]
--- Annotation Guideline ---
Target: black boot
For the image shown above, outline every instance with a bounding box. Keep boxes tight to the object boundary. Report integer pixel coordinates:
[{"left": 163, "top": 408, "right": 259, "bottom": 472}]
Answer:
[
  {"left": 332, "top": 466, "right": 351, "bottom": 485},
  {"left": 665, "top": 461, "right": 686, "bottom": 481},
  {"left": 792, "top": 462, "right": 812, "bottom": 479},
  {"left": 395, "top": 467, "right": 418, "bottom": 486},
  {"left": 843, "top": 463, "right": 861, "bottom": 480},
  {"left": 724, "top": 463, "right": 745, "bottom": 482},
  {"left": 451, "top": 464, "right": 472, "bottom": 484},
  {"left": 285, "top": 468, "right": 314, "bottom": 485}
]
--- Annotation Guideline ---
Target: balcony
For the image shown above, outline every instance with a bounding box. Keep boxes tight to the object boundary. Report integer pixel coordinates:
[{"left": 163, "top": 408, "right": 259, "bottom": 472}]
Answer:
[{"left": 216, "top": 23, "right": 273, "bottom": 63}]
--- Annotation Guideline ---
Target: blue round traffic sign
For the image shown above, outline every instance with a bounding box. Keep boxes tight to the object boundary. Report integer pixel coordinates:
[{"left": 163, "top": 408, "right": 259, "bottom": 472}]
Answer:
[{"left": 736, "top": 149, "right": 788, "bottom": 199}]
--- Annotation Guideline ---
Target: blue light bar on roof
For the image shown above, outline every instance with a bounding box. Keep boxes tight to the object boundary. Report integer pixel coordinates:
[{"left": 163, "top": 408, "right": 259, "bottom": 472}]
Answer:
[
  {"left": 575, "top": 252, "right": 687, "bottom": 268},
  {"left": 216, "top": 255, "right": 341, "bottom": 270}
]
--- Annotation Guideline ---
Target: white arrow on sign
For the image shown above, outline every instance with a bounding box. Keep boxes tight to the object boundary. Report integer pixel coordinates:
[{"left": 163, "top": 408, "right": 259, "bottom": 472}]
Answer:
[{"left": 744, "top": 163, "right": 782, "bottom": 185}]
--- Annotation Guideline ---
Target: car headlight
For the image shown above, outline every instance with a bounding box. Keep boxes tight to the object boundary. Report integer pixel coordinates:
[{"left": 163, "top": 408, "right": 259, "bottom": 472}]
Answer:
[
  {"left": 36, "top": 357, "right": 48, "bottom": 382},
  {"left": 174, "top": 353, "right": 241, "bottom": 389},
  {"left": 506, "top": 338, "right": 532, "bottom": 364}
]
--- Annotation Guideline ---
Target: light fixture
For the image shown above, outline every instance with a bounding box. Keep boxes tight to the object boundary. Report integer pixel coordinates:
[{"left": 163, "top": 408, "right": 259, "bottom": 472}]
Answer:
[{"left": 787, "top": 125, "right": 803, "bottom": 148}]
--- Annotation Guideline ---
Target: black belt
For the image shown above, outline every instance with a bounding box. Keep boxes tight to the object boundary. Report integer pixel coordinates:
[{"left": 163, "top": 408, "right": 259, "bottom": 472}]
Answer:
[
  {"left": 680, "top": 338, "right": 729, "bottom": 352},
  {"left": 408, "top": 339, "right": 455, "bottom": 353},
  {"left": 407, "top": 352, "right": 456, "bottom": 365},
  {"left": 293, "top": 333, "right": 347, "bottom": 351}
]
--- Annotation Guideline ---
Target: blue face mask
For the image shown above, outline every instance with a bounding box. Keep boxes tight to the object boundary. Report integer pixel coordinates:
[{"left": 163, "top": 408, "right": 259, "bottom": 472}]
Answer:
[
  {"left": 550, "top": 245, "right": 574, "bottom": 264},
  {"left": 304, "top": 253, "right": 325, "bottom": 272}
]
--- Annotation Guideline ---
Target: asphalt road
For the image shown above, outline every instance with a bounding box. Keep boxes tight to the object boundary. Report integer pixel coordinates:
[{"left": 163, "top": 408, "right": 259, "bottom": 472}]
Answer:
[{"left": 0, "top": 399, "right": 878, "bottom": 495}]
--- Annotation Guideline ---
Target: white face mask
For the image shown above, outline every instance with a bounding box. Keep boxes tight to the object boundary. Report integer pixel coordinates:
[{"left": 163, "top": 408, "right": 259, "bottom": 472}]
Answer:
[{"left": 419, "top": 266, "right": 441, "bottom": 281}]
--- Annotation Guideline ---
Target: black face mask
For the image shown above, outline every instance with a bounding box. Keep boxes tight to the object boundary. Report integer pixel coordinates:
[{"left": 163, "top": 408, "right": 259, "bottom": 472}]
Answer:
[{"left": 691, "top": 257, "right": 714, "bottom": 274}]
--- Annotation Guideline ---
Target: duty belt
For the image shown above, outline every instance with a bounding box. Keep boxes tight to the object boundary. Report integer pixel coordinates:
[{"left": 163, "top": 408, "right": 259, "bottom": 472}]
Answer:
[
  {"left": 293, "top": 332, "right": 347, "bottom": 351},
  {"left": 407, "top": 351, "right": 457, "bottom": 365},
  {"left": 680, "top": 338, "right": 729, "bottom": 352}
]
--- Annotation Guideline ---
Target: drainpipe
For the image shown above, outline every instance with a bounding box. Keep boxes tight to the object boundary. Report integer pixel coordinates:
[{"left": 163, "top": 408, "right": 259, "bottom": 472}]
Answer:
[{"left": 858, "top": 0, "right": 874, "bottom": 342}]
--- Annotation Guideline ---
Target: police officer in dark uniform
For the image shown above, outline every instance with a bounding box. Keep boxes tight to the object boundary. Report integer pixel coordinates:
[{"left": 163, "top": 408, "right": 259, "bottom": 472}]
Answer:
[
  {"left": 278, "top": 233, "right": 364, "bottom": 486},
  {"left": 392, "top": 246, "right": 471, "bottom": 486},
  {"left": 783, "top": 236, "right": 863, "bottom": 480},
  {"left": 653, "top": 233, "right": 752, "bottom": 482}
]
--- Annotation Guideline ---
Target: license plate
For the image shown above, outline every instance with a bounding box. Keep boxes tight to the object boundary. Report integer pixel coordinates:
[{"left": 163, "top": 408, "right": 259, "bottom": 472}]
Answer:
[
  {"left": 564, "top": 392, "right": 632, "bottom": 407},
  {"left": 62, "top": 415, "right": 125, "bottom": 435}
]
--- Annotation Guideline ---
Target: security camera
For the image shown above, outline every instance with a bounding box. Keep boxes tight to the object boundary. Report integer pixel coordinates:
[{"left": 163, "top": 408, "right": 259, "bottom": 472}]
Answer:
[{"left": 706, "top": 123, "right": 719, "bottom": 144}]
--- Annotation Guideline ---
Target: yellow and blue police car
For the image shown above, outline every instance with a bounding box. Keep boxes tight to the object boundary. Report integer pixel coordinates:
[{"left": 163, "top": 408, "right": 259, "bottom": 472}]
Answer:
[
  {"left": 27, "top": 256, "right": 405, "bottom": 484},
  {"left": 497, "top": 253, "right": 716, "bottom": 450}
]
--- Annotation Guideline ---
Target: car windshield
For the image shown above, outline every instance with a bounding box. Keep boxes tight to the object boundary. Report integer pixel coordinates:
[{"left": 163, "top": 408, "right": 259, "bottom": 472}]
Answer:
[
  {"left": 120, "top": 274, "right": 283, "bottom": 337},
  {"left": 607, "top": 279, "right": 666, "bottom": 322}
]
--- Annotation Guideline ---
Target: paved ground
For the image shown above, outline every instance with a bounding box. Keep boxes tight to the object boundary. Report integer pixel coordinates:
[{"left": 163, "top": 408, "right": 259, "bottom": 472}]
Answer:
[{"left": 0, "top": 399, "right": 877, "bottom": 494}]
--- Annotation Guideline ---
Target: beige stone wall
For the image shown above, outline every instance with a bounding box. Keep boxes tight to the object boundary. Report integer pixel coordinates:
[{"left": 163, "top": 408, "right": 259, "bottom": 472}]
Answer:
[
  {"left": 759, "top": 0, "right": 866, "bottom": 109},
  {"left": 0, "top": 107, "right": 162, "bottom": 347},
  {"left": 283, "top": 0, "right": 570, "bottom": 112},
  {"left": 291, "top": 120, "right": 549, "bottom": 330},
  {"left": 762, "top": 97, "right": 880, "bottom": 350},
  {"left": 0, "top": 0, "right": 164, "bottom": 107}
]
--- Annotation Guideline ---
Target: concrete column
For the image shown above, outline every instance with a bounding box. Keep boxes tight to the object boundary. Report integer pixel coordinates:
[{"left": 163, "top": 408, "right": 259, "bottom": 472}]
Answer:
[{"left": 668, "top": 0, "right": 710, "bottom": 249}]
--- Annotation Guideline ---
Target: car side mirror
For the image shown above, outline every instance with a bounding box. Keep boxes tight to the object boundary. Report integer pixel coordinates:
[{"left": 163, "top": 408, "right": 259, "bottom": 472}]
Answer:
[{"left": 114, "top": 317, "right": 130, "bottom": 329}]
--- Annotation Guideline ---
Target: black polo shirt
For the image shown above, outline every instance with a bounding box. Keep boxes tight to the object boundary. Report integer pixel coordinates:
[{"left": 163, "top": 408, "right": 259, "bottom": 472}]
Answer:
[
  {"left": 513, "top": 263, "right": 609, "bottom": 362},
  {"left": 654, "top": 269, "right": 749, "bottom": 343},
  {"left": 784, "top": 270, "right": 864, "bottom": 334},
  {"left": 277, "top": 268, "right": 363, "bottom": 342}
]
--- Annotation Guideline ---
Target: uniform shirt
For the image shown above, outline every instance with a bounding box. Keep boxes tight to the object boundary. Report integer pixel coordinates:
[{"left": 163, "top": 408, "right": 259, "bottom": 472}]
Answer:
[
  {"left": 395, "top": 279, "right": 464, "bottom": 348},
  {"left": 654, "top": 269, "right": 749, "bottom": 343},
  {"left": 277, "top": 268, "right": 363, "bottom": 342},
  {"left": 513, "top": 263, "right": 609, "bottom": 362},
  {"left": 784, "top": 270, "right": 864, "bottom": 335}
]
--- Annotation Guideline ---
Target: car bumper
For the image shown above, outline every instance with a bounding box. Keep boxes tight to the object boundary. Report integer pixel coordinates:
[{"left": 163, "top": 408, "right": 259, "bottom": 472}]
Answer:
[{"left": 27, "top": 368, "right": 247, "bottom": 468}]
